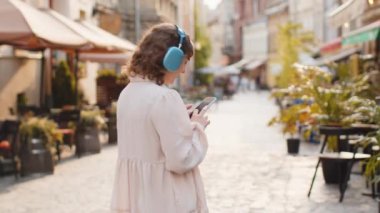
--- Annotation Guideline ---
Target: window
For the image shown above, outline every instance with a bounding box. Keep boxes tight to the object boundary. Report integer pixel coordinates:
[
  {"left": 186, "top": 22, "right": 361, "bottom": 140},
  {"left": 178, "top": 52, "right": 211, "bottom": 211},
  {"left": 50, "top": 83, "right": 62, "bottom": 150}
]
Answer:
[
  {"left": 79, "top": 10, "right": 86, "bottom": 20},
  {"left": 253, "top": 0, "right": 258, "bottom": 18},
  {"left": 240, "top": 0, "right": 245, "bottom": 18}
]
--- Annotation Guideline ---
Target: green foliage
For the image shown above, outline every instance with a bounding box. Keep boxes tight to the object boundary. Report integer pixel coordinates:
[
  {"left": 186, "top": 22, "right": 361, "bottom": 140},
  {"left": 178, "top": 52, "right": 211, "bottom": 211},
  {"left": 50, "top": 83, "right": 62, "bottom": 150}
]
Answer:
[
  {"left": 116, "top": 72, "right": 130, "bottom": 85},
  {"left": 276, "top": 22, "right": 314, "bottom": 88},
  {"left": 194, "top": 72, "right": 214, "bottom": 86},
  {"left": 52, "top": 61, "right": 76, "bottom": 108},
  {"left": 194, "top": 2, "right": 212, "bottom": 69},
  {"left": 334, "top": 62, "right": 351, "bottom": 82},
  {"left": 19, "top": 117, "right": 62, "bottom": 148},
  {"left": 270, "top": 64, "right": 375, "bottom": 147},
  {"left": 354, "top": 107, "right": 380, "bottom": 181},
  {"left": 16, "top": 92, "right": 27, "bottom": 109},
  {"left": 97, "top": 69, "right": 117, "bottom": 79},
  {"left": 268, "top": 104, "right": 306, "bottom": 137},
  {"left": 272, "top": 65, "right": 372, "bottom": 127},
  {"left": 78, "top": 110, "right": 107, "bottom": 131}
]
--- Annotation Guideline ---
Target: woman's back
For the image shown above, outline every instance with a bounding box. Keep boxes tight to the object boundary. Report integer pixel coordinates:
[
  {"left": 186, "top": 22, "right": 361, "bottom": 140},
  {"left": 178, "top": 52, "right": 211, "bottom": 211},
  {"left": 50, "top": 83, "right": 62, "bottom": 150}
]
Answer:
[
  {"left": 116, "top": 79, "right": 166, "bottom": 162},
  {"left": 112, "top": 77, "right": 208, "bottom": 212}
]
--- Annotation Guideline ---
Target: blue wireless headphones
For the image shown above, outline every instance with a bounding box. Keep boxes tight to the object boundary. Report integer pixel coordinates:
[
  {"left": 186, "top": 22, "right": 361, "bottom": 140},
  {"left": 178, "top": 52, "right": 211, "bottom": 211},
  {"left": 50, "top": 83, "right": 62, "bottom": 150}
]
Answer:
[{"left": 162, "top": 25, "right": 186, "bottom": 72}]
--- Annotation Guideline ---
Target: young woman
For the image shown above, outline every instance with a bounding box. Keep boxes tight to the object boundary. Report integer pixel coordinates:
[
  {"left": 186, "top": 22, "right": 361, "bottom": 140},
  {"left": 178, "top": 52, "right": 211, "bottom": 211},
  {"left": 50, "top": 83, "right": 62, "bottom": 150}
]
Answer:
[{"left": 111, "top": 23, "right": 210, "bottom": 213}]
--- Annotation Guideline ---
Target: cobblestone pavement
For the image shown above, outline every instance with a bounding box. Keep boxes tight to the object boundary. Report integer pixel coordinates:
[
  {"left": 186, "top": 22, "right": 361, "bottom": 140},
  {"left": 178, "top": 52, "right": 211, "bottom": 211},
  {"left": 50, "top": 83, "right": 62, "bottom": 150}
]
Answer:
[{"left": 0, "top": 91, "right": 377, "bottom": 213}]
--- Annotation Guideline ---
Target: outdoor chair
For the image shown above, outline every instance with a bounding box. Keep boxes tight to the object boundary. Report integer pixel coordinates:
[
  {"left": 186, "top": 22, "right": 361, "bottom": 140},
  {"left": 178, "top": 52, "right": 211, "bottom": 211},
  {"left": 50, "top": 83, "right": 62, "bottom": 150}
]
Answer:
[
  {"left": 0, "top": 120, "right": 21, "bottom": 178},
  {"left": 51, "top": 109, "right": 80, "bottom": 160}
]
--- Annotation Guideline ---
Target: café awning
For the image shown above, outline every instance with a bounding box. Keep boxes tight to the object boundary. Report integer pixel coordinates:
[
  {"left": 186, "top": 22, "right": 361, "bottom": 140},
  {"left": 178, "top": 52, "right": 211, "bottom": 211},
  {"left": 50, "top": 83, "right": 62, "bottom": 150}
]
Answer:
[
  {"left": 79, "top": 52, "right": 132, "bottom": 64},
  {"left": 79, "top": 21, "right": 135, "bottom": 52},
  {"left": 315, "top": 47, "right": 360, "bottom": 66},
  {"left": 342, "top": 20, "right": 380, "bottom": 46},
  {"left": 243, "top": 58, "right": 267, "bottom": 70},
  {"left": 327, "top": 0, "right": 366, "bottom": 28},
  {"left": 0, "top": 0, "right": 136, "bottom": 53},
  {"left": 320, "top": 37, "right": 342, "bottom": 54},
  {"left": 0, "top": 0, "right": 89, "bottom": 50},
  {"left": 230, "top": 58, "right": 253, "bottom": 69},
  {"left": 45, "top": 9, "right": 135, "bottom": 53}
]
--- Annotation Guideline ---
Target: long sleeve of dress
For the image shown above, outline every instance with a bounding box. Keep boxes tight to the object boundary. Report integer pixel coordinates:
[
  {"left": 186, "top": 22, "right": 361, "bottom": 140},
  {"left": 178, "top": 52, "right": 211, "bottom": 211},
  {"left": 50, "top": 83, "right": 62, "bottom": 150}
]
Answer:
[{"left": 150, "top": 89, "right": 208, "bottom": 175}]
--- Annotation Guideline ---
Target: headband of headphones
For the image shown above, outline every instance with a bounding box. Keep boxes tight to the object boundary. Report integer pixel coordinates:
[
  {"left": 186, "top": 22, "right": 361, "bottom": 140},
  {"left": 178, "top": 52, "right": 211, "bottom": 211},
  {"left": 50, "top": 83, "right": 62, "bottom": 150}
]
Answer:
[{"left": 176, "top": 25, "right": 186, "bottom": 49}]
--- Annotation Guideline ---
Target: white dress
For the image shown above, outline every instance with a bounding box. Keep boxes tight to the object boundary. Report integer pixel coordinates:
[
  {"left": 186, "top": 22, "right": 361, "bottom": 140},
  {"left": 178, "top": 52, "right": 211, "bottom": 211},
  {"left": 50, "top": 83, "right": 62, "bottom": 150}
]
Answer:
[{"left": 110, "top": 76, "right": 209, "bottom": 213}]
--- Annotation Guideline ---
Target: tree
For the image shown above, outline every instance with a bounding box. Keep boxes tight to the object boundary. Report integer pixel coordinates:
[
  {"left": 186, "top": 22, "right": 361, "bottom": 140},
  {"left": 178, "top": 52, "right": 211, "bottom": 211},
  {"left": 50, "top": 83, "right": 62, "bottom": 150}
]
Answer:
[
  {"left": 276, "top": 22, "right": 314, "bottom": 88},
  {"left": 52, "top": 61, "right": 76, "bottom": 107},
  {"left": 194, "top": 1, "right": 212, "bottom": 69}
]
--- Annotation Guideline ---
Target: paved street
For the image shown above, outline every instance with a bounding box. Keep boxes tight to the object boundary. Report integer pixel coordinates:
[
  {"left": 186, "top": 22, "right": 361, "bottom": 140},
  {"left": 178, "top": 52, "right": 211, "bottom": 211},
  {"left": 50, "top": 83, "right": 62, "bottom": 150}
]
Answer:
[{"left": 0, "top": 91, "right": 377, "bottom": 213}]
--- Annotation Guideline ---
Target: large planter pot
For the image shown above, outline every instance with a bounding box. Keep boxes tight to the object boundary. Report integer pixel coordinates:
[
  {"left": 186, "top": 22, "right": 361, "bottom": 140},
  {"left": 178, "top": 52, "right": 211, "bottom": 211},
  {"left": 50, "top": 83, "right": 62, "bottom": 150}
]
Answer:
[
  {"left": 287, "top": 138, "right": 300, "bottom": 154},
  {"left": 321, "top": 158, "right": 349, "bottom": 184},
  {"left": 20, "top": 138, "right": 54, "bottom": 176},
  {"left": 76, "top": 127, "right": 101, "bottom": 157}
]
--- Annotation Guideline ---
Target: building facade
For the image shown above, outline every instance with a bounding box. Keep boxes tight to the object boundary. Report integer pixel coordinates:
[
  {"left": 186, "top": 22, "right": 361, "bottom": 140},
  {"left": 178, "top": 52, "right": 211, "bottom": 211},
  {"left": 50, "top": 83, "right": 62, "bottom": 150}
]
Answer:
[
  {"left": 177, "top": 0, "right": 195, "bottom": 90},
  {"left": 206, "top": 0, "right": 236, "bottom": 66},
  {"left": 232, "top": 0, "right": 268, "bottom": 61},
  {"left": 265, "top": 0, "right": 288, "bottom": 87},
  {"left": 118, "top": 0, "right": 179, "bottom": 43},
  {"left": 328, "top": 0, "right": 380, "bottom": 71}
]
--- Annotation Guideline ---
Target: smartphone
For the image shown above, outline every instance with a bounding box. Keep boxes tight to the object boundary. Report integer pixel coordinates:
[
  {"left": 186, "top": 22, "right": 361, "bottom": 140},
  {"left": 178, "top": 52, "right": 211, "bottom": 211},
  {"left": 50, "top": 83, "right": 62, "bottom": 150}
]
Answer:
[{"left": 189, "top": 97, "right": 217, "bottom": 117}]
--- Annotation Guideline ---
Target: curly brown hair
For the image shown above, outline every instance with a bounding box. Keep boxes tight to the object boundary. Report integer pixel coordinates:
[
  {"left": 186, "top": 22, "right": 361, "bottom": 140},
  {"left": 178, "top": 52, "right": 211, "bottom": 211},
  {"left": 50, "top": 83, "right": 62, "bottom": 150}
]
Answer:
[{"left": 127, "top": 23, "right": 194, "bottom": 85}]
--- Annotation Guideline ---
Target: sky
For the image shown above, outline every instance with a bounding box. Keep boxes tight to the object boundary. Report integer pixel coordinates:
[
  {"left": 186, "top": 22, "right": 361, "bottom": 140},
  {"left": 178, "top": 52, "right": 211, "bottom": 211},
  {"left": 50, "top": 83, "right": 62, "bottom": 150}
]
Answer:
[{"left": 203, "top": 0, "right": 222, "bottom": 10}]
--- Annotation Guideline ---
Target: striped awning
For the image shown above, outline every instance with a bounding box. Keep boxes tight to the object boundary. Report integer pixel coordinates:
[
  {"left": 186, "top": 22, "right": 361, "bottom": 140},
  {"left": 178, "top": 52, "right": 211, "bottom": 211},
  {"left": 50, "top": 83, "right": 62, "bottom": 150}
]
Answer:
[
  {"left": 315, "top": 48, "right": 360, "bottom": 66},
  {"left": 342, "top": 20, "right": 380, "bottom": 45},
  {"left": 320, "top": 37, "right": 342, "bottom": 54}
]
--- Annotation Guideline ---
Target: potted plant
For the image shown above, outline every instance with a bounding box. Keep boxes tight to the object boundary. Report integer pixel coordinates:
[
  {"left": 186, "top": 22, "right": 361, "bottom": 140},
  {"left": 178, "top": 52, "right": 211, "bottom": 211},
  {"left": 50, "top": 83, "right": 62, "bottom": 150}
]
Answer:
[
  {"left": 75, "top": 109, "right": 106, "bottom": 157},
  {"left": 52, "top": 61, "right": 76, "bottom": 108},
  {"left": 354, "top": 105, "right": 380, "bottom": 191},
  {"left": 269, "top": 103, "right": 306, "bottom": 154},
  {"left": 19, "top": 117, "right": 62, "bottom": 176}
]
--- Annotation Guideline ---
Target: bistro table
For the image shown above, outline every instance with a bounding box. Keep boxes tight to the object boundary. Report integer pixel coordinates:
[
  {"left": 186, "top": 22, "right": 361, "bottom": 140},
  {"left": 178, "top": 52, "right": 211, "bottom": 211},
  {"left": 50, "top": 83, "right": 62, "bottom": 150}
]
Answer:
[{"left": 308, "top": 125, "right": 378, "bottom": 202}]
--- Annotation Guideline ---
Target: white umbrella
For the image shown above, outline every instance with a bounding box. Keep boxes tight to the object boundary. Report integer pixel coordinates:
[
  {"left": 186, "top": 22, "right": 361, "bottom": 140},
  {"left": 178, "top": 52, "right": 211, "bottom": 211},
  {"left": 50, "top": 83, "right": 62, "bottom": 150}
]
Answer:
[{"left": 0, "top": 0, "right": 88, "bottom": 49}]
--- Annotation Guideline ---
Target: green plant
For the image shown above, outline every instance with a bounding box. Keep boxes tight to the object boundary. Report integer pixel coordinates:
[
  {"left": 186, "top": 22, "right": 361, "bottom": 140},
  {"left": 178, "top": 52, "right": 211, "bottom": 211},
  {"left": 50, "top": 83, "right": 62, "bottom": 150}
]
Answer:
[
  {"left": 364, "top": 137, "right": 380, "bottom": 183},
  {"left": 19, "top": 117, "right": 63, "bottom": 149},
  {"left": 78, "top": 110, "right": 107, "bottom": 131},
  {"left": 269, "top": 65, "right": 330, "bottom": 136},
  {"left": 195, "top": 72, "right": 214, "bottom": 86},
  {"left": 276, "top": 22, "right": 314, "bottom": 88},
  {"left": 268, "top": 104, "right": 302, "bottom": 138},
  {"left": 116, "top": 72, "right": 129, "bottom": 85},
  {"left": 270, "top": 64, "right": 375, "bottom": 150},
  {"left": 354, "top": 106, "right": 380, "bottom": 183},
  {"left": 274, "top": 65, "right": 372, "bottom": 126},
  {"left": 97, "top": 69, "right": 117, "bottom": 79},
  {"left": 194, "top": 1, "right": 212, "bottom": 69},
  {"left": 16, "top": 92, "right": 27, "bottom": 110},
  {"left": 52, "top": 61, "right": 76, "bottom": 108}
]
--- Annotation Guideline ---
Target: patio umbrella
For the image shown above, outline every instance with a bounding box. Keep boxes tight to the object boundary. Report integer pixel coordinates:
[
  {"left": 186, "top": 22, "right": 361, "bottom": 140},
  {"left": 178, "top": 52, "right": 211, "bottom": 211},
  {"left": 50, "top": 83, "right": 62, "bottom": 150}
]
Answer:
[
  {"left": 0, "top": 0, "right": 136, "bottom": 106},
  {"left": 0, "top": 0, "right": 89, "bottom": 50},
  {"left": 79, "top": 21, "right": 136, "bottom": 52}
]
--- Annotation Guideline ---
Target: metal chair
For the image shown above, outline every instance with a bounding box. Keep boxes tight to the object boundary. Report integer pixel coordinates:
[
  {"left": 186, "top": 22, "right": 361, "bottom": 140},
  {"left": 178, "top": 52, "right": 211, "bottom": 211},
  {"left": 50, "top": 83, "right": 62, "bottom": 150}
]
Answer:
[{"left": 0, "top": 120, "right": 21, "bottom": 179}]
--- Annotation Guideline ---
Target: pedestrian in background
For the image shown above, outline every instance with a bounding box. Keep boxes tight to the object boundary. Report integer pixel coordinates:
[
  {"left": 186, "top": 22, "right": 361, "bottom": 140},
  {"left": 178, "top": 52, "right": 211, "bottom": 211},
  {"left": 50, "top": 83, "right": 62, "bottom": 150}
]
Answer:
[{"left": 111, "top": 23, "right": 210, "bottom": 213}]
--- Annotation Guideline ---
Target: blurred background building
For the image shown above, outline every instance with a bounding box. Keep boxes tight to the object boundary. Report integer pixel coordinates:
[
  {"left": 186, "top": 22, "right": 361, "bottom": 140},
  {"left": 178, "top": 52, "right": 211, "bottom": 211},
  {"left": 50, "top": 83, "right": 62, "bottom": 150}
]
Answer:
[{"left": 1, "top": 0, "right": 380, "bottom": 119}]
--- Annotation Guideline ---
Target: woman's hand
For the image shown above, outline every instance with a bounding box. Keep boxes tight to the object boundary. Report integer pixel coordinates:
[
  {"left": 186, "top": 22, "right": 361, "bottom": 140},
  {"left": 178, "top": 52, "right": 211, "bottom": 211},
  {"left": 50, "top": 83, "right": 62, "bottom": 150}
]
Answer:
[
  {"left": 190, "top": 109, "right": 210, "bottom": 129},
  {"left": 186, "top": 104, "right": 194, "bottom": 116}
]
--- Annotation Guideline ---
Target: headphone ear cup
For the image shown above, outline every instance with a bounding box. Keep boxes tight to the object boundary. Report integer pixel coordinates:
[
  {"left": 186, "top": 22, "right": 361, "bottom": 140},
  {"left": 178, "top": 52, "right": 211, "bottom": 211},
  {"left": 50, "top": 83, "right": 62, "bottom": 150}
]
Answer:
[{"left": 163, "top": 47, "right": 184, "bottom": 72}]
